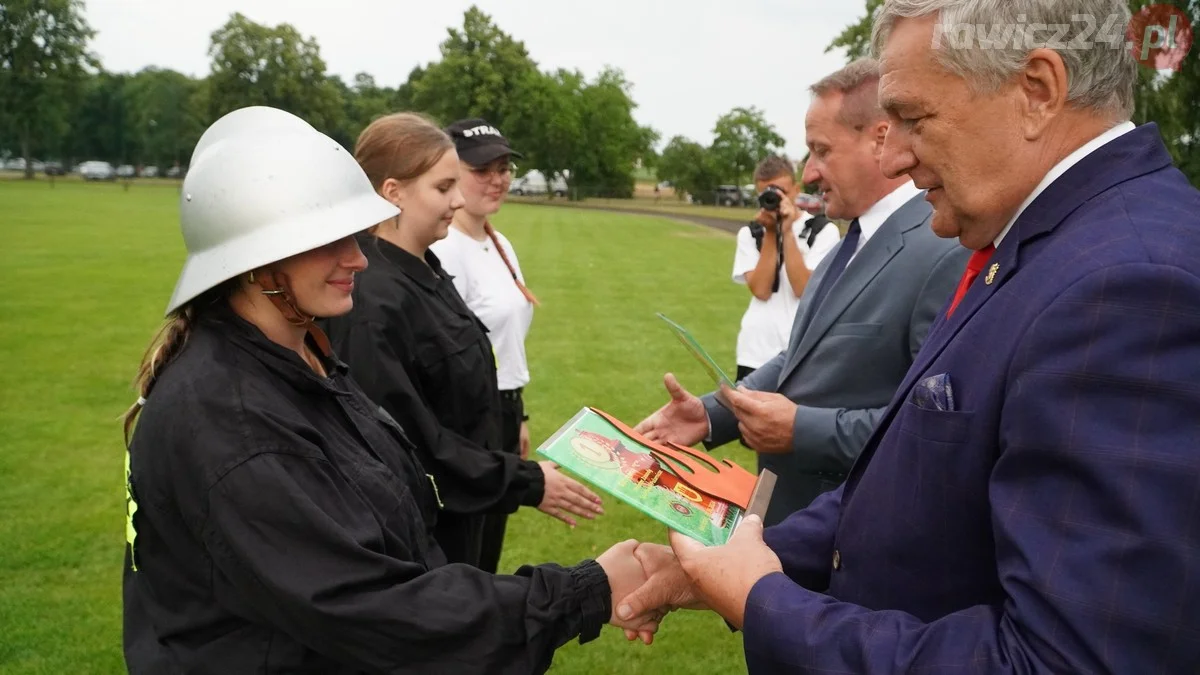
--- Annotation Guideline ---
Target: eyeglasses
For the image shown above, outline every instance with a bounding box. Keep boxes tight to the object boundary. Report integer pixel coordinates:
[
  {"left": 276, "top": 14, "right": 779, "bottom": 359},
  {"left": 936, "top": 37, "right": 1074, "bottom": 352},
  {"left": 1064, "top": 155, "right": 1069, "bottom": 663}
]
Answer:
[{"left": 469, "top": 162, "right": 514, "bottom": 182}]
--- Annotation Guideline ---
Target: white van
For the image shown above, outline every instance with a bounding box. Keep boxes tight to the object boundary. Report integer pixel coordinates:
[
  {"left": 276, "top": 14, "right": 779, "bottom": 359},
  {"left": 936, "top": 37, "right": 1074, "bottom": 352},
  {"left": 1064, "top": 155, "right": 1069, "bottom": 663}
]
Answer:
[
  {"left": 79, "top": 161, "right": 116, "bottom": 181},
  {"left": 509, "top": 170, "right": 568, "bottom": 197}
]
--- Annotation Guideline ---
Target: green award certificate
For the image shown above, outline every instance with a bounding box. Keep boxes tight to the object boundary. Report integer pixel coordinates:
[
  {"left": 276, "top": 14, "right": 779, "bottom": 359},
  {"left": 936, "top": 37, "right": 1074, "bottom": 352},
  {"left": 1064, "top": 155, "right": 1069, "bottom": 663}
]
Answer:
[{"left": 536, "top": 407, "right": 744, "bottom": 546}]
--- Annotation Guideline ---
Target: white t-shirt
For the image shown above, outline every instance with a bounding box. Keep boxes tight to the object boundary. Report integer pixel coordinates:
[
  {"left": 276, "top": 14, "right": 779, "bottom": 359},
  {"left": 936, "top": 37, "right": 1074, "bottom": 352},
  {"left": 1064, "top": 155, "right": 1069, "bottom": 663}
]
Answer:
[
  {"left": 733, "top": 217, "right": 841, "bottom": 369},
  {"left": 430, "top": 227, "right": 534, "bottom": 391}
]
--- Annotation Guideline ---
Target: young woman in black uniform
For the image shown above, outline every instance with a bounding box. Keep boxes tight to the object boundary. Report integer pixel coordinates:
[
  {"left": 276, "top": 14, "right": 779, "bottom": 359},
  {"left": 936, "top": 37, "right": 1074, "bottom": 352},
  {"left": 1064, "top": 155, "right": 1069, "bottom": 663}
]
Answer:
[
  {"left": 430, "top": 118, "right": 542, "bottom": 575},
  {"left": 121, "top": 107, "right": 658, "bottom": 674},
  {"left": 324, "top": 113, "right": 603, "bottom": 570}
]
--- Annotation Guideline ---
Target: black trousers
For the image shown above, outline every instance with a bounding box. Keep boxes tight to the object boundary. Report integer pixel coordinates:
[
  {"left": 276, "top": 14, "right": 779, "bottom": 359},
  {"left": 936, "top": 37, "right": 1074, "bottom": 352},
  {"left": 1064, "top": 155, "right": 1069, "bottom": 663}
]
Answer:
[{"left": 480, "top": 390, "right": 525, "bottom": 574}]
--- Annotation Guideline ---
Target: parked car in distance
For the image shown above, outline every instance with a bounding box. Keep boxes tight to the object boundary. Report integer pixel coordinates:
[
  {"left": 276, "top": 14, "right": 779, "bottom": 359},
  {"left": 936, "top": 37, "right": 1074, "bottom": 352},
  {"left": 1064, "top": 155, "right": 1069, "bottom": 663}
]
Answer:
[
  {"left": 44, "top": 161, "right": 66, "bottom": 176},
  {"left": 509, "top": 170, "right": 568, "bottom": 197},
  {"left": 713, "top": 185, "right": 750, "bottom": 207},
  {"left": 79, "top": 161, "right": 117, "bottom": 181},
  {"left": 794, "top": 193, "right": 825, "bottom": 213},
  {"left": 116, "top": 164, "right": 136, "bottom": 178}
]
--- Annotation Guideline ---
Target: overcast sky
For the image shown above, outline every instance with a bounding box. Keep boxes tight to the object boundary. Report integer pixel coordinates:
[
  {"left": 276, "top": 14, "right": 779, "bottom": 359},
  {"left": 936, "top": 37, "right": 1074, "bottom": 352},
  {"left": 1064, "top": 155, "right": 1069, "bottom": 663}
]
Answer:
[{"left": 83, "top": 0, "right": 864, "bottom": 159}]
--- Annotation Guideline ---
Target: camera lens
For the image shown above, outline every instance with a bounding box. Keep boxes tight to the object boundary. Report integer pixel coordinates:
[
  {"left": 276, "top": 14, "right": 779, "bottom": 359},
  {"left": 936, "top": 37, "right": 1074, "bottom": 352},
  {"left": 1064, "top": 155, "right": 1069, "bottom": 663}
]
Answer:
[{"left": 758, "top": 189, "right": 782, "bottom": 211}]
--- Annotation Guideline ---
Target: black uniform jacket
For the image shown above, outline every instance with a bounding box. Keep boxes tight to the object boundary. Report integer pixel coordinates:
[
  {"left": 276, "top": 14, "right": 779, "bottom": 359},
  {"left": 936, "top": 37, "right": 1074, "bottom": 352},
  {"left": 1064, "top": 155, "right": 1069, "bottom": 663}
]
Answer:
[
  {"left": 323, "top": 236, "right": 544, "bottom": 565},
  {"left": 123, "top": 305, "right": 610, "bottom": 674}
]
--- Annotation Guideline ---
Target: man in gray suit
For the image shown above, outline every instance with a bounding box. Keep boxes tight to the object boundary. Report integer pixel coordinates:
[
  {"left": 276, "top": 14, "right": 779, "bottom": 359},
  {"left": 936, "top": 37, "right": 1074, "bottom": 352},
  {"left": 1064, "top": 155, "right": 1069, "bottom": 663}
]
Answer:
[{"left": 636, "top": 58, "right": 968, "bottom": 525}]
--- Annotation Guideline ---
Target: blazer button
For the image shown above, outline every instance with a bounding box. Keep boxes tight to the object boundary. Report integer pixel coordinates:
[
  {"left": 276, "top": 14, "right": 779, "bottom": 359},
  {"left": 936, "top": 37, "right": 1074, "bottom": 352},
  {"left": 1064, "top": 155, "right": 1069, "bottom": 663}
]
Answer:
[{"left": 832, "top": 549, "right": 842, "bottom": 571}]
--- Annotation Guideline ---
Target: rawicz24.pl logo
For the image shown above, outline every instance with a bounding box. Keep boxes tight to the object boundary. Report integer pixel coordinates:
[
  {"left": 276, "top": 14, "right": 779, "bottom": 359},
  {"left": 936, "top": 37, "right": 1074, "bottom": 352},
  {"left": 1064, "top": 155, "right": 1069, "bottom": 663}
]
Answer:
[
  {"left": 933, "top": 5, "right": 1192, "bottom": 72},
  {"left": 1129, "top": 4, "right": 1193, "bottom": 71}
]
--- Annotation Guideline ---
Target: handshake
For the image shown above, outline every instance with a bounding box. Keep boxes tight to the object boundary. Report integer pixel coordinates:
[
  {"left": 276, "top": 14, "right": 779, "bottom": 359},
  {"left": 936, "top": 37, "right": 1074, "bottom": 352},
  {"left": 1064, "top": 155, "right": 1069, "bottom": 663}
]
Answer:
[{"left": 593, "top": 514, "right": 782, "bottom": 643}]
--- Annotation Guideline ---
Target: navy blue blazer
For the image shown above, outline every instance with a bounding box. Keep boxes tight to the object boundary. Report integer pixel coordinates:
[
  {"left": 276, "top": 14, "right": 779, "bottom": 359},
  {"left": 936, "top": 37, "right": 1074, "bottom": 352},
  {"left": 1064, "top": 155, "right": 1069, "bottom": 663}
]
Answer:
[{"left": 745, "top": 124, "right": 1200, "bottom": 673}]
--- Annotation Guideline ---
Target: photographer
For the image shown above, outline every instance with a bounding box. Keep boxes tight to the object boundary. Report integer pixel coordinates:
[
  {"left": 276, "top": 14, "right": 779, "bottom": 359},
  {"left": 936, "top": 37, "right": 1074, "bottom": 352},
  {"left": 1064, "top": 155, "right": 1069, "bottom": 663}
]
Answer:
[{"left": 732, "top": 155, "right": 840, "bottom": 380}]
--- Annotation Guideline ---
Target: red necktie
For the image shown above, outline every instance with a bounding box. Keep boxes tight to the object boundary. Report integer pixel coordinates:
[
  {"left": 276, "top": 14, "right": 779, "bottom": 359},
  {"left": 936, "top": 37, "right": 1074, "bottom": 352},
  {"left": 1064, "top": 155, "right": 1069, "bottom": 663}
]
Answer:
[{"left": 946, "top": 245, "right": 996, "bottom": 317}]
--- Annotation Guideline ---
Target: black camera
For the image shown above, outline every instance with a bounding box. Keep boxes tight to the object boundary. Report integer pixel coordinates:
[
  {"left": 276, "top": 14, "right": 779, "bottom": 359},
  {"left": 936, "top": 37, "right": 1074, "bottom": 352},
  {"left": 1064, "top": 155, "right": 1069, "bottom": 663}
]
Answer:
[{"left": 757, "top": 185, "right": 784, "bottom": 211}]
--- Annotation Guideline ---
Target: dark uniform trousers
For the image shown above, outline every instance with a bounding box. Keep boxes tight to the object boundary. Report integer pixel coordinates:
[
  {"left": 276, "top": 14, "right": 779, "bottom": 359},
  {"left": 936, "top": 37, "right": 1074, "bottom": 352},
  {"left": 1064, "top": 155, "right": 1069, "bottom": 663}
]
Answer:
[{"left": 481, "top": 388, "right": 525, "bottom": 574}]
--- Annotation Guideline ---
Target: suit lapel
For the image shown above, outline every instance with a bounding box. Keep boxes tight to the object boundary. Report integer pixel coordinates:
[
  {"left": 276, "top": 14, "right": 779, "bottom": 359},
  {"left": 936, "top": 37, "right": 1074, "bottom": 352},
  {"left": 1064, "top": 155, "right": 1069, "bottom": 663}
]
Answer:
[
  {"left": 838, "top": 247, "right": 1018, "bottom": 505},
  {"left": 779, "top": 195, "right": 925, "bottom": 382},
  {"left": 892, "top": 242, "right": 1018, "bottom": 398}
]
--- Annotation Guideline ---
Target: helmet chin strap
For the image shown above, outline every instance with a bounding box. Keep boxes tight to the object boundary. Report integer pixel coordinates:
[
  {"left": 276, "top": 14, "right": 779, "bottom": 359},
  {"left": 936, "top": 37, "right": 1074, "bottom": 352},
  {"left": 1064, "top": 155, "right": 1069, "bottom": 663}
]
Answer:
[{"left": 254, "top": 269, "right": 333, "bottom": 358}]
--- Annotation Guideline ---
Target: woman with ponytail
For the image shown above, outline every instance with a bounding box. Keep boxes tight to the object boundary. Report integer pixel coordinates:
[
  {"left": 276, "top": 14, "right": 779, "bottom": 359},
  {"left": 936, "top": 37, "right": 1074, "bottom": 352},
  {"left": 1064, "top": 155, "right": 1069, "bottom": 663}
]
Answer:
[
  {"left": 323, "top": 113, "right": 602, "bottom": 573},
  {"left": 430, "top": 118, "right": 541, "bottom": 574},
  {"left": 123, "top": 107, "right": 659, "bottom": 675}
]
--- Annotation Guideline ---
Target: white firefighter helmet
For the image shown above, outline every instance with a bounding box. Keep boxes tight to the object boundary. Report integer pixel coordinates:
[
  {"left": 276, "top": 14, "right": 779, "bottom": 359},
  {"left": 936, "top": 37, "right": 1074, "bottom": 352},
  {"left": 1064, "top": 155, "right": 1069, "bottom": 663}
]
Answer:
[
  {"left": 188, "top": 105, "right": 315, "bottom": 168},
  {"left": 165, "top": 106, "right": 398, "bottom": 315}
]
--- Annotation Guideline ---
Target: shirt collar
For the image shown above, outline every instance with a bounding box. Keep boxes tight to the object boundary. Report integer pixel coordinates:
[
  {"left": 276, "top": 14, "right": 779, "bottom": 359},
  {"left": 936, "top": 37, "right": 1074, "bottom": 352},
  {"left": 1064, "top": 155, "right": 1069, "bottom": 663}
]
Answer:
[
  {"left": 203, "top": 302, "right": 351, "bottom": 393},
  {"left": 993, "top": 120, "right": 1136, "bottom": 248},
  {"left": 856, "top": 180, "right": 922, "bottom": 244},
  {"left": 368, "top": 235, "right": 447, "bottom": 292}
]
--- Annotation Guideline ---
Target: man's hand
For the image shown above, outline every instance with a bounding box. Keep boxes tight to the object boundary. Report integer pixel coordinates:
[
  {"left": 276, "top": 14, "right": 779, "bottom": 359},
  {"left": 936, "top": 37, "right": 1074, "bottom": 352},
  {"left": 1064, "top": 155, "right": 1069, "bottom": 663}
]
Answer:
[
  {"left": 537, "top": 461, "right": 603, "bottom": 527},
  {"left": 668, "top": 515, "right": 782, "bottom": 630},
  {"left": 633, "top": 374, "right": 709, "bottom": 446},
  {"left": 519, "top": 421, "right": 531, "bottom": 460},
  {"left": 722, "top": 385, "right": 798, "bottom": 454},
  {"left": 775, "top": 189, "right": 802, "bottom": 228},
  {"left": 597, "top": 539, "right": 663, "bottom": 645},
  {"left": 753, "top": 208, "right": 779, "bottom": 230},
  {"left": 613, "top": 543, "right": 707, "bottom": 641},
  {"left": 753, "top": 188, "right": 801, "bottom": 231}
]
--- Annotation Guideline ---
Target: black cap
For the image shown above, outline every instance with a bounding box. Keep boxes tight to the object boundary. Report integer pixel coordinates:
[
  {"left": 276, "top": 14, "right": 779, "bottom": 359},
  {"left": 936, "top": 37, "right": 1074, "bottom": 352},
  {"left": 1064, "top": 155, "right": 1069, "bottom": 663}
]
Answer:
[{"left": 444, "top": 118, "right": 523, "bottom": 166}]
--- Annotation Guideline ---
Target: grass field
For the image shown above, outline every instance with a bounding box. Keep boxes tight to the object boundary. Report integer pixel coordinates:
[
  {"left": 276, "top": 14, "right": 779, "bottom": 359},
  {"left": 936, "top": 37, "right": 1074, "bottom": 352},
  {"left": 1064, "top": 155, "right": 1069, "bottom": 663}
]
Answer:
[
  {"left": 509, "top": 195, "right": 758, "bottom": 223},
  {"left": 0, "top": 179, "right": 755, "bottom": 673}
]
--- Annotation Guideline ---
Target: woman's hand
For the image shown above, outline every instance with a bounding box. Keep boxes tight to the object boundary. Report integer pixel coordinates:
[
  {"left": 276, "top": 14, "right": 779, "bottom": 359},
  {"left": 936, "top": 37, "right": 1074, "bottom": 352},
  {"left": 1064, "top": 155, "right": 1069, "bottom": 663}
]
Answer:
[
  {"left": 537, "top": 461, "right": 603, "bottom": 527},
  {"left": 598, "top": 539, "right": 664, "bottom": 645},
  {"left": 519, "top": 421, "right": 531, "bottom": 460}
]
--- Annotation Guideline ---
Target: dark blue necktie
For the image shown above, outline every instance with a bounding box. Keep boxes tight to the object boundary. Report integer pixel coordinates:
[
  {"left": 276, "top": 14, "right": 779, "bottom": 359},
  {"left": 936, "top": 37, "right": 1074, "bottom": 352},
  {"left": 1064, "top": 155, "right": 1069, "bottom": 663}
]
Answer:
[{"left": 807, "top": 218, "right": 861, "bottom": 314}]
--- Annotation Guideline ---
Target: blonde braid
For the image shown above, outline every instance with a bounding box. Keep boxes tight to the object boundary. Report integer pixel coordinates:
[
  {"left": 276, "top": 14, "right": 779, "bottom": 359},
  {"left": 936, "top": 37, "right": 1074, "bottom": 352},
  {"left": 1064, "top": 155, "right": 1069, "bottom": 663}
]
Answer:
[{"left": 121, "top": 305, "right": 196, "bottom": 446}]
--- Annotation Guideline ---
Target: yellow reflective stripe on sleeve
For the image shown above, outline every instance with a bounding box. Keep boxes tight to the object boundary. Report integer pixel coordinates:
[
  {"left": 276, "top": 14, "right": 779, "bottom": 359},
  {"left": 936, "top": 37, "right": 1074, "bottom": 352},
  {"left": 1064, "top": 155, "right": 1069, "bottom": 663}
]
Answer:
[
  {"left": 426, "top": 473, "right": 445, "bottom": 510},
  {"left": 125, "top": 449, "right": 139, "bottom": 571}
]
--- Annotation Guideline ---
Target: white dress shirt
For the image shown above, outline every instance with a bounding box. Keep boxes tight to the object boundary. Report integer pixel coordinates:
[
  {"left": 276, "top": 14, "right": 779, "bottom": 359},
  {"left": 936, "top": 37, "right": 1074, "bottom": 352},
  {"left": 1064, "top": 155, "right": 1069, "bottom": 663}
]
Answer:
[{"left": 850, "top": 180, "right": 922, "bottom": 261}]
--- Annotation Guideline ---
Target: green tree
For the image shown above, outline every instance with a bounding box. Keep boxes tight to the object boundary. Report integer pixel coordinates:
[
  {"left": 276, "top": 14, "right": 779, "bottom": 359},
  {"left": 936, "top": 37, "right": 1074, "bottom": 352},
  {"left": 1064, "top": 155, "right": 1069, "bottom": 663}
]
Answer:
[
  {"left": 569, "top": 68, "right": 658, "bottom": 198},
  {"left": 408, "top": 9, "right": 656, "bottom": 199},
  {"left": 710, "top": 106, "right": 786, "bottom": 186},
  {"left": 826, "top": 0, "right": 884, "bottom": 61},
  {"left": 408, "top": 6, "right": 540, "bottom": 128},
  {"left": 0, "top": 0, "right": 95, "bottom": 177},
  {"left": 504, "top": 68, "right": 586, "bottom": 194},
  {"left": 394, "top": 65, "right": 423, "bottom": 112},
  {"left": 206, "top": 13, "right": 343, "bottom": 136},
  {"left": 325, "top": 74, "right": 355, "bottom": 149},
  {"left": 67, "top": 71, "right": 128, "bottom": 163},
  {"left": 657, "top": 136, "right": 722, "bottom": 203},
  {"left": 350, "top": 73, "right": 396, "bottom": 125},
  {"left": 123, "top": 67, "right": 205, "bottom": 167},
  {"left": 336, "top": 71, "right": 406, "bottom": 148},
  {"left": 182, "top": 77, "right": 211, "bottom": 167}
]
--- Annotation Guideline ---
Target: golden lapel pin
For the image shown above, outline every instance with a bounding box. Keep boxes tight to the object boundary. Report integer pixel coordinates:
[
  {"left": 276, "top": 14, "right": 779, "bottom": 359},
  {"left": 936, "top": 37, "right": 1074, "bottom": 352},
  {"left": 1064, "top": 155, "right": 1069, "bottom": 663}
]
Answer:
[{"left": 985, "top": 263, "right": 999, "bottom": 285}]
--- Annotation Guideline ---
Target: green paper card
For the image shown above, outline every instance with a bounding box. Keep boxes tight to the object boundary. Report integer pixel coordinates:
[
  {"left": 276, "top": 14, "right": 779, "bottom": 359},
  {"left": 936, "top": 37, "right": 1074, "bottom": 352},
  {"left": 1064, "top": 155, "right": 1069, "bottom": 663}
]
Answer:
[
  {"left": 537, "top": 407, "right": 744, "bottom": 546},
  {"left": 656, "top": 312, "right": 736, "bottom": 407}
]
